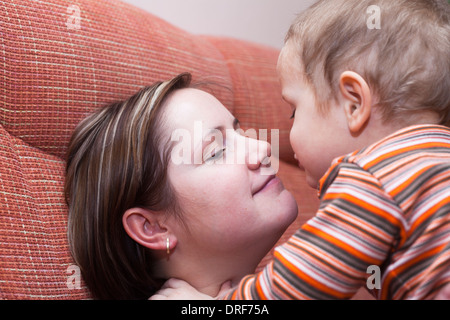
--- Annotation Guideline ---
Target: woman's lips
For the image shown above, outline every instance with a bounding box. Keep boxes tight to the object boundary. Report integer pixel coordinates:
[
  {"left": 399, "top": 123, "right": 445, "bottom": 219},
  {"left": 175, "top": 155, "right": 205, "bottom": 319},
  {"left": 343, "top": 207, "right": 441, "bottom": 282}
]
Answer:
[{"left": 254, "top": 175, "right": 280, "bottom": 195}]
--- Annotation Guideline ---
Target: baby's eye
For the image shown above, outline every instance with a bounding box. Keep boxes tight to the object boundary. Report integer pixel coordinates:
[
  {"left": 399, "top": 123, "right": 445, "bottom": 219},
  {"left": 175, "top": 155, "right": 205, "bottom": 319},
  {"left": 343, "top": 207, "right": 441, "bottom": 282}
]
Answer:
[{"left": 290, "top": 109, "right": 296, "bottom": 119}]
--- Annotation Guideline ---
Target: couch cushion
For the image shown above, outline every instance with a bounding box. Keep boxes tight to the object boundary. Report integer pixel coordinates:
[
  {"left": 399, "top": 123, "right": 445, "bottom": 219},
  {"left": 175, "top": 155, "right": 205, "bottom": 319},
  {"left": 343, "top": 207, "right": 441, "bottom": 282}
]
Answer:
[{"left": 0, "top": 124, "right": 91, "bottom": 299}]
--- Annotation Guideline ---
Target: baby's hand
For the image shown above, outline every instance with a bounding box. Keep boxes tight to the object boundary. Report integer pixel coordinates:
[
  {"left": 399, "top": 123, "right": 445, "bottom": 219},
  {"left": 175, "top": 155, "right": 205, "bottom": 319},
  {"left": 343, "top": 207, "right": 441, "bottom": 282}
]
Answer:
[
  {"left": 149, "top": 278, "right": 231, "bottom": 300},
  {"left": 149, "top": 278, "right": 211, "bottom": 300},
  {"left": 433, "top": 284, "right": 450, "bottom": 300}
]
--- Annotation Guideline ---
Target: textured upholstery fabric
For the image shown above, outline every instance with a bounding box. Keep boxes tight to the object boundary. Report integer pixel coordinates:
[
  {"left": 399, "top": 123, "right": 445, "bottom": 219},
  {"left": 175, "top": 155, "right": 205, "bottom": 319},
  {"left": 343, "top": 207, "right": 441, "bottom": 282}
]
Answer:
[{"left": 0, "top": 0, "right": 319, "bottom": 299}]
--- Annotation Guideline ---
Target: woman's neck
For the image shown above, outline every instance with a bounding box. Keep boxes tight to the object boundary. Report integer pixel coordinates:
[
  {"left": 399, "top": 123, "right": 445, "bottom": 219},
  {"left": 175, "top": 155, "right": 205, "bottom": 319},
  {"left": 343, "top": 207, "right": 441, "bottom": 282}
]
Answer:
[{"left": 154, "top": 252, "right": 260, "bottom": 298}]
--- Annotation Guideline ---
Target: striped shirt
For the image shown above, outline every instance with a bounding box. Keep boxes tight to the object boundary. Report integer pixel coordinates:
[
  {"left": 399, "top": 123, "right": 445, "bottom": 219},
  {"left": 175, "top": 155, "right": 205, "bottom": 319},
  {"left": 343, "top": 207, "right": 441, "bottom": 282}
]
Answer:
[{"left": 227, "top": 125, "right": 450, "bottom": 300}]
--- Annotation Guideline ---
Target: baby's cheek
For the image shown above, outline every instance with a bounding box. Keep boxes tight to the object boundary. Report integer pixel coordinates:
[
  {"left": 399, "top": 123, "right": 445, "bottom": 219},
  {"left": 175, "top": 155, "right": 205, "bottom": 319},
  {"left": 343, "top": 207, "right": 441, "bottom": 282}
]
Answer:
[{"left": 289, "top": 126, "right": 304, "bottom": 155}]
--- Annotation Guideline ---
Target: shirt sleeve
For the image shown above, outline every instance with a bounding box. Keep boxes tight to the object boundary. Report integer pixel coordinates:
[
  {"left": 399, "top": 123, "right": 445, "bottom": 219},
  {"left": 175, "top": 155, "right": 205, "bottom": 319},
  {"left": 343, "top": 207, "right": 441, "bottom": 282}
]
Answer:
[{"left": 225, "top": 163, "right": 405, "bottom": 299}]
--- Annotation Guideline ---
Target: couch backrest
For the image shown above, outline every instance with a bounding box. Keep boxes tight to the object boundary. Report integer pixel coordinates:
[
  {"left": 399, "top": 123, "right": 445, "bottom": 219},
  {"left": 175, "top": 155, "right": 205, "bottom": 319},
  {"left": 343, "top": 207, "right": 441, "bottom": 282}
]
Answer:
[{"left": 0, "top": 0, "right": 292, "bottom": 299}]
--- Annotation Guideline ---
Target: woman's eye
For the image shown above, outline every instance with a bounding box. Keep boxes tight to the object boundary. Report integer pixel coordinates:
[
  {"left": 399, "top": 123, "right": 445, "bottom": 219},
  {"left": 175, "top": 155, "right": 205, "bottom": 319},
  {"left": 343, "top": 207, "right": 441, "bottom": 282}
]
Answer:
[
  {"left": 205, "top": 147, "right": 226, "bottom": 163},
  {"left": 290, "top": 109, "right": 296, "bottom": 119}
]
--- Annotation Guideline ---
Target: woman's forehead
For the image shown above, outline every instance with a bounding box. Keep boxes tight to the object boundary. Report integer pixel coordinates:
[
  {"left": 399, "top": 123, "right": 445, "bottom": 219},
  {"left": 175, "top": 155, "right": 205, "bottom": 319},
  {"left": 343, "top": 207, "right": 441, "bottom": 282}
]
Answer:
[{"left": 164, "top": 88, "right": 233, "bottom": 130}]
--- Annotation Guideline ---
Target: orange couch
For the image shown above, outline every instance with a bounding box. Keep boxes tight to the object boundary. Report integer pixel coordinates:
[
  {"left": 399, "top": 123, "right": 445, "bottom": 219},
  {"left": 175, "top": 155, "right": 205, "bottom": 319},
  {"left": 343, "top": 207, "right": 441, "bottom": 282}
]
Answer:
[{"left": 0, "top": 0, "right": 321, "bottom": 299}]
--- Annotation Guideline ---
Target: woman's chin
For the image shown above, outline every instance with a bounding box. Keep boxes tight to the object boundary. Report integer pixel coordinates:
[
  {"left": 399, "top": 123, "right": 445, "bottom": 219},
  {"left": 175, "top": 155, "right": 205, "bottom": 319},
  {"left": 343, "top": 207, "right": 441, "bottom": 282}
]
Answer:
[
  {"left": 268, "top": 189, "right": 299, "bottom": 234},
  {"left": 281, "top": 189, "right": 299, "bottom": 221}
]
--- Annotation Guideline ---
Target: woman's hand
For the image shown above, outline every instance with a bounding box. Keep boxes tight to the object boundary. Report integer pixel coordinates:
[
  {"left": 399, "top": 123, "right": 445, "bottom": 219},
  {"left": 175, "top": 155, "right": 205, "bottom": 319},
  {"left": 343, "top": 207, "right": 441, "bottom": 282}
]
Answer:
[{"left": 149, "top": 278, "right": 232, "bottom": 300}]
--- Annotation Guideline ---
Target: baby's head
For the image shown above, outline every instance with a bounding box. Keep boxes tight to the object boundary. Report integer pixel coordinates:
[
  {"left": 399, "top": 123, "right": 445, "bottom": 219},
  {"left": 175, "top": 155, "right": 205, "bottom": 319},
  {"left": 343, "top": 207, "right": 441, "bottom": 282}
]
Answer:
[{"left": 278, "top": 0, "right": 450, "bottom": 187}]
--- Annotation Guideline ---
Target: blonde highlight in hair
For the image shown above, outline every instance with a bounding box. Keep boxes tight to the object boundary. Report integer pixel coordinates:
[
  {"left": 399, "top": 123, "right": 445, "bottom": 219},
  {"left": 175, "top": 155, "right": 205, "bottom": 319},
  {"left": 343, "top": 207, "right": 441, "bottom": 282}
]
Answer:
[
  {"left": 286, "top": 0, "right": 450, "bottom": 125},
  {"left": 65, "top": 73, "right": 192, "bottom": 299}
]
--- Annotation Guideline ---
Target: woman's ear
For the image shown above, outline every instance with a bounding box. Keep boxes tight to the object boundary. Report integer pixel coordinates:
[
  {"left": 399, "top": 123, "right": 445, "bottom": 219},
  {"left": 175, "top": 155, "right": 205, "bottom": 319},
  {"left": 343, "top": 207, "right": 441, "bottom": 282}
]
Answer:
[
  {"left": 339, "top": 71, "right": 372, "bottom": 134},
  {"left": 122, "top": 207, "right": 176, "bottom": 253}
]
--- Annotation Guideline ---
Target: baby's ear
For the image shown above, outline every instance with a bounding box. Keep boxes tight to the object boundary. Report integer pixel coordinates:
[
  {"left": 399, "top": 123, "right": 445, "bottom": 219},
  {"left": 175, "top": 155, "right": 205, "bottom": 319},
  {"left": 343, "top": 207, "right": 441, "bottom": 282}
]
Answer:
[
  {"left": 339, "top": 71, "right": 372, "bottom": 134},
  {"left": 122, "top": 207, "right": 176, "bottom": 253}
]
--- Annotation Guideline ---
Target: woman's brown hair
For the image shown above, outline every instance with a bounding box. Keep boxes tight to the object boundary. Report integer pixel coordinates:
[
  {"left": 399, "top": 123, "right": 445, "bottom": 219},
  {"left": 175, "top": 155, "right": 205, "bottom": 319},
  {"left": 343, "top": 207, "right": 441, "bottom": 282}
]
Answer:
[{"left": 65, "top": 73, "right": 191, "bottom": 299}]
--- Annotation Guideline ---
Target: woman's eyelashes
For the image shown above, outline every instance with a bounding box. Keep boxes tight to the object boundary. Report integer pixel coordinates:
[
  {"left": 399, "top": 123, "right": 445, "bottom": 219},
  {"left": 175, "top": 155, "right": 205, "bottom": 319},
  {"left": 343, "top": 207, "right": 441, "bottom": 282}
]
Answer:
[
  {"left": 204, "top": 146, "right": 226, "bottom": 163},
  {"left": 202, "top": 127, "right": 243, "bottom": 164}
]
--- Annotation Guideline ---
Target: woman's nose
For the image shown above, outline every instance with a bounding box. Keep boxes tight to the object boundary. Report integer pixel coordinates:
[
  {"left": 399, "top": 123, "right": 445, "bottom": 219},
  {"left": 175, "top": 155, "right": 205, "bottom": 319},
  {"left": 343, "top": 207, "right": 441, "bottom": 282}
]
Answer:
[{"left": 246, "top": 138, "right": 272, "bottom": 170}]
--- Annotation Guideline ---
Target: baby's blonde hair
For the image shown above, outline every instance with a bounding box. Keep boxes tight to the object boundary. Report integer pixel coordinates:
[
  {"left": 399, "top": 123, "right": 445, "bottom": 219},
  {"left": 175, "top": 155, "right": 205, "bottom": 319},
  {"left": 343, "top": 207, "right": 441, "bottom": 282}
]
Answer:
[{"left": 286, "top": 0, "right": 450, "bottom": 125}]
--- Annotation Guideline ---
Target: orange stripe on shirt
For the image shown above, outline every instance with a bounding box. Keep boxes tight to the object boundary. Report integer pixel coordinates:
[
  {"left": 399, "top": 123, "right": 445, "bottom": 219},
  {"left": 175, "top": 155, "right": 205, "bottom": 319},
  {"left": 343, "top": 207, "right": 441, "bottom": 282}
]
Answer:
[
  {"left": 302, "top": 223, "right": 381, "bottom": 266},
  {"left": 274, "top": 249, "right": 352, "bottom": 299}
]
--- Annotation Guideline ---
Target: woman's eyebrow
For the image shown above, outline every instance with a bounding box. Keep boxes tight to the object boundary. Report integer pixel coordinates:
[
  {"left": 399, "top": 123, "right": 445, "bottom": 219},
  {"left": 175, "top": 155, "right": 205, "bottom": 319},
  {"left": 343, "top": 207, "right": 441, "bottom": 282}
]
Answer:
[{"left": 203, "top": 117, "right": 240, "bottom": 139}]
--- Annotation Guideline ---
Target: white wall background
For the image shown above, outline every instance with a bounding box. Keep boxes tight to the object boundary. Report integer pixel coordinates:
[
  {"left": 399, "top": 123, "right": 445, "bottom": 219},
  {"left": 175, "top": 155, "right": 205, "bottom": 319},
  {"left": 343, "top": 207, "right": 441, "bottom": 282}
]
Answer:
[{"left": 121, "top": 0, "right": 316, "bottom": 49}]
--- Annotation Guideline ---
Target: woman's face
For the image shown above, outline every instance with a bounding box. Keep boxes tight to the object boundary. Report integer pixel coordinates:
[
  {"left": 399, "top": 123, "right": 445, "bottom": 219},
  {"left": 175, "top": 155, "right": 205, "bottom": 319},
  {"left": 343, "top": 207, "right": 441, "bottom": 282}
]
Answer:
[{"left": 164, "top": 88, "right": 298, "bottom": 267}]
